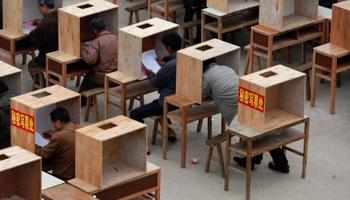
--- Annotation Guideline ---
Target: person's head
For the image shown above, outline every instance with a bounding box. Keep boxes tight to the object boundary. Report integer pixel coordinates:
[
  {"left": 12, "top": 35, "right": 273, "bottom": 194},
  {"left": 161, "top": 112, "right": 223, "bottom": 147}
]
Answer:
[
  {"left": 49, "top": 107, "right": 70, "bottom": 131},
  {"left": 89, "top": 17, "right": 107, "bottom": 36},
  {"left": 161, "top": 31, "right": 181, "bottom": 54},
  {"left": 0, "top": 81, "right": 9, "bottom": 95},
  {"left": 203, "top": 58, "right": 216, "bottom": 71},
  {"left": 37, "top": 0, "right": 55, "bottom": 17}
]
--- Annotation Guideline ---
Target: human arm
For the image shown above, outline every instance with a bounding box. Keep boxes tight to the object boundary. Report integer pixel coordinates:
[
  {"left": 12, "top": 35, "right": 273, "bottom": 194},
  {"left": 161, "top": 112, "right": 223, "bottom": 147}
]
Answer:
[
  {"left": 148, "top": 62, "right": 173, "bottom": 89},
  {"left": 80, "top": 39, "right": 99, "bottom": 65},
  {"left": 35, "top": 135, "right": 60, "bottom": 159}
]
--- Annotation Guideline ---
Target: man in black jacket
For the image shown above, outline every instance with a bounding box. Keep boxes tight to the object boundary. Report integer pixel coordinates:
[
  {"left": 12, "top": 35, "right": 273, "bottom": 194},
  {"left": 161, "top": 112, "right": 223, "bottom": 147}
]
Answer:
[
  {"left": 0, "top": 81, "right": 15, "bottom": 149},
  {"left": 130, "top": 31, "right": 181, "bottom": 154}
]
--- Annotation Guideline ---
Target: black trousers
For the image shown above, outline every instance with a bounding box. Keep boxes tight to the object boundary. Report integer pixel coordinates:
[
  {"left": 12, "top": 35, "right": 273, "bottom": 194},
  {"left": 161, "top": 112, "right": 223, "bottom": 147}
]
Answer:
[
  {"left": 130, "top": 99, "right": 177, "bottom": 124},
  {"left": 184, "top": 5, "right": 202, "bottom": 41},
  {"left": 252, "top": 148, "right": 288, "bottom": 167},
  {"left": 78, "top": 72, "right": 103, "bottom": 106}
]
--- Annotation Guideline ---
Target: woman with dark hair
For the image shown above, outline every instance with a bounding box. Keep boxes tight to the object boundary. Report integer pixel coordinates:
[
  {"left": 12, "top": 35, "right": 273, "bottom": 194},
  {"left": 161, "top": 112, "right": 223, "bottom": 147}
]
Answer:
[{"left": 0, "top": 80, "right": 15, "bottom": 149}]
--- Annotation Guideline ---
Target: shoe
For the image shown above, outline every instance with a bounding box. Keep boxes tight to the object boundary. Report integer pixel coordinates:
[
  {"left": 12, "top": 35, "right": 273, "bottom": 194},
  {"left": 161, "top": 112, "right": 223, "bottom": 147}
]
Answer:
[
  {"left": 268, "top": 161, "right": 289, "bottom": 173},
  {"left": 168, "top": 136, "right": 177, "bottom": 143},
  {"left": 233, "top": 157, "right": 255, "bottom": 170}
]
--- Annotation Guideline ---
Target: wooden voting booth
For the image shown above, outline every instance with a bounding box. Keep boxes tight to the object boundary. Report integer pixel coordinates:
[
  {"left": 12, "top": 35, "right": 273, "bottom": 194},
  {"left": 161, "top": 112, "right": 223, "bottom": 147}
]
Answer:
[
  {"left": 176, "top": 39, "right": 240, "bottom": 103},
  {"left": 0, "top": 61, "right": 22, "bottom": 96},
  {"left": 47, "top": 0, "right": 118, "bottom": 87},
  {"left": 207, "top": 0, "right": 259, "bottom": 14},
  {"left": 237, "top": 65, "right": 306, "bottom": 132},
  {"left": 10, "top": 85, "right": 81, "bottom": 153},
  {"left": 0, "top": 146, "right": 41, "bottom": 200},
  {"left": 311, "top": 1, "right": 350, "bottom": 114},
  {"left": 75, "top": 115, "right": 147, "bottom": 189},
  {"left": 118, "top": 18, "right": 179, "bottom": 80},
  {"left": 0, "top": 0, "right": 63, "bottom": 66},
  {"left": 259, "top": 0, "right": 319, "bottom": 31}
]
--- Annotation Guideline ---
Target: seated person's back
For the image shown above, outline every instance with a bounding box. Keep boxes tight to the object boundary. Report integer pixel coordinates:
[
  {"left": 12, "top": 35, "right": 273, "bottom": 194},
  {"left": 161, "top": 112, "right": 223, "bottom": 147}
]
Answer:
[
  {"left": 0, "top": 81, "right": 15, "bottom": 149},
  {"left": 35, "top": 107, "right": 83, "bottom": 181}
]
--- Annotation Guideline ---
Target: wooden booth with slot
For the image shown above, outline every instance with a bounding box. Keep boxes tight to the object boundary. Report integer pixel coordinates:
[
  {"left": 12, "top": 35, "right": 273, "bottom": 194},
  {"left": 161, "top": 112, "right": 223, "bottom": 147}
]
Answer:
[
  {"left": 163, "top": 39, "right": 240, "bottom": 168},
  {"left": 46, "top": 0, "right": 118, "bottom": 87},
  {"left": 249, "top": 0, "right": 326, "bottom": 72},
  {"left": 0, "top": 0, "right": 62, "bottom": 66},
  {"left": 104, "top": 18, "right": 178, "bottom": 117},
  {"left": 0, "top": 146, "right": 42, "bottom": 200},
  {"left": 0, "top": 61, "right": 22, "bottom": 96},
  {"left": 10, "top": 85, "right": 81, "bottom": 153}
]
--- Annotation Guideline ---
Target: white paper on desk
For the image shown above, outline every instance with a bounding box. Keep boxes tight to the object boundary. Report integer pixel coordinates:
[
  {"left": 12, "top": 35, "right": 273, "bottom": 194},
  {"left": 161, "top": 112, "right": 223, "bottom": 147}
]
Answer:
[
  {"left": 85, "top": 41, "right": 92, "bottom": 45},
  {"left": 35, "top": 132, "right": 49, "bottom": 147},
  {"left": 142, "top": 49, "right": 161, "bottom": 74},
  {"left": 23, "top": 28, "right": 32, "bottom": 35}
]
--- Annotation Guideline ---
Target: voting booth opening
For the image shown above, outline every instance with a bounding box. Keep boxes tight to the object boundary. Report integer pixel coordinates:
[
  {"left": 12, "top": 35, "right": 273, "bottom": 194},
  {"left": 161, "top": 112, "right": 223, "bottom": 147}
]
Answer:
[
  {"left": 118, "top": 18, "right": 179, "bottom": 80},
  {"left": 238, "top": 65, "right": 306, "bottom": 132},
  {"left": 0, "top": 146, "right": 42, "bottom": 200},
  {"left": 10, "top": 85, "right": 81, "bottom": 153},
  {"left": 75, "top": 115, "right": 147, "bottom": 189},
  {"left": 176, "top": 39, "right": 240, "bottom": 103},
  {"left": 0, "top": 61, "right": 22, "bottom": 96}
]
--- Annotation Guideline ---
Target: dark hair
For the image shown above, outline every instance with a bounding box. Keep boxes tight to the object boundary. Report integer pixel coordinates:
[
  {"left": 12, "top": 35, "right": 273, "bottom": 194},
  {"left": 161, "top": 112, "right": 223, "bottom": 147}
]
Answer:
[
  {"left": 50, "top": 107, "right": 70, "bottom": 123},
  {"left": 38, "top": 0, "right": 55, "bottom": 9},
  {"left": 203, "top": 58, "right": 216, "bottom": 67},
  {"left": 161, "top": 31, "right": 181, "bottom": 51},
  {"left": 0, "top": 81, "right": 9, "bottom": 95},
  {"left": 89, "top": 17, "right": 107, "bottom": 32}
]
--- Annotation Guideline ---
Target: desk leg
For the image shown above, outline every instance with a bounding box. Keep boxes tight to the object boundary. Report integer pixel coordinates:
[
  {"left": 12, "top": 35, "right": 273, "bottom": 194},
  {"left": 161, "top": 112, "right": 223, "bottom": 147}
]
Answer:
[
  {"left": 181, "top": 107, "right": 188, "bottom": 168},
  {"left": 121, "top": 84, "right": 127, "bottom": 116},
  {"left": 164, "top": 0, "right": 169, "bottom": 21},
  {"left": 302, "top": 118, "right": 310, "bottom": 178},
  {"left": 267, "top": 35, "right": 273, "bottom": 68},
  {"left": 62, "top": 63, "right": 67, "bottom": 87},
  {"left": 330, "top": 57, "right": 337, "bottom": 115},
  {"left": 201, "top": 11, "right": 205, "bottom": 43},
  {"left": 310, "top": 53, "right": 316, "bottom": 107},
  {"left": 224, "top": 132, "right": 232, "bottom": 191},
  {"left": 320, "top": 20, "right": 326, "bottom": 45},
  {"left": 11, "top": 41, "right": 15, "bottom": 66},
  {"left": 218, "top": 17, "right": 223, "bottom": 40},
  {"left": 163, "top": 100, "right": 168, "bottom": 160},
  {"left": 249, "top": 30, "right": 254, "bottom": 74},
  {"left": 155, "top": 189, "right": 160, "bottom": 200},
  {"left": 208, "top": 116, "right": 212, "bottom": 139},
  {"left": 246, "top": 140, "right": 252, "bottom": 200},
  {"left": 104, "top": 77, "right": 109, "bottom": 120},
  {"left": 221, "top": 116, "right": 226, "bottom": 133},
  {"left": 301, "top": 42, "right": 306, "bottom": 65}
]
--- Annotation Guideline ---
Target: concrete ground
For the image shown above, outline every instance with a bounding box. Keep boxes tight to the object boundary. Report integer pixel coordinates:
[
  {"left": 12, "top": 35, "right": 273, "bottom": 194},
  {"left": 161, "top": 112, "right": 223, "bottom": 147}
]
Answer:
[{"left": 3, "top": 0, "right": 350, "bottom": 199}]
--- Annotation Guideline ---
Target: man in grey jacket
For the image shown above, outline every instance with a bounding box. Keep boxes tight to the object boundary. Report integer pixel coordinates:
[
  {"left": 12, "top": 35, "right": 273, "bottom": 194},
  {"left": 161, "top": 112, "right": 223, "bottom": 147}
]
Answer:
[{"left": 0, "top": 81, "right": 15, "bottom": 149}]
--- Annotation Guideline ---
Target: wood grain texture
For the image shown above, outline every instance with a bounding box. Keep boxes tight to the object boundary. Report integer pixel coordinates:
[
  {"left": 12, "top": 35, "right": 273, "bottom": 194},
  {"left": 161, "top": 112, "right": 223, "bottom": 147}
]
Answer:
[
  {"left": 176, "top": 39, "right": 240, "bottom": 103},
  {"left": 3, "top": 0, "right": 22, "bottom": 35},
  {"left": 295, "top": 0, "right": 318, "bottom": 20},
  {"left": 207, "top": 0, "right": 259, "bottom": 14},
  {"left": 259, "top": 0, "right": 284, "bottom": 31},
  {"left": 330, "top": 1, "right": 350, "bottom": 50},
  {"left": 0, "top": 61, "right": 22, "bottom": 95},
  {"left": 42, "top": 183, "right": 98, "bottom": 200}
]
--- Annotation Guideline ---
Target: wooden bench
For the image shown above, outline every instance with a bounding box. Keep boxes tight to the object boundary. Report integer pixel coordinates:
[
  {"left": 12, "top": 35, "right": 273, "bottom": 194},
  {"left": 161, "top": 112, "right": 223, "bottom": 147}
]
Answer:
[
  {"left": 204, "top": 132, "right": 229, "bottom": 178},
  {"left": 125, "top": 3, "right": 148, "bottom": 25},
  {"left": 81, "top": 87, "right": 105, "bottom": 122},
  {"left": 148, "top": 0, "right": 184, "bottom": 23},
  {"left": 180, "top": 20, "right": 201, "bottom": 48},
  {"left": 28, "top": 66, "right": 45, "bottom": 91},
  {"left": 294, "top": 62, "right": 312, "bottom": 101}
]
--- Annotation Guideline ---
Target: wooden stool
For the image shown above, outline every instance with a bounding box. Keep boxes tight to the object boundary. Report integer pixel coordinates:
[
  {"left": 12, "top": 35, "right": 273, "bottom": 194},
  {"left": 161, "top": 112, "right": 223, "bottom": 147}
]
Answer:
[
  {"left": 28, "top": 67, "right": 45, "bottom": 91},
  {"left": 148, "top": 0, "right": 184, "bottom": 23},
  {"left": 81, "top": 87, "right": 105, "bottom": 122},
  {"left": 244, "top": 44, "right": 261, "bottom": 75},
  {"left": 180, "top": 20, "right": 201, "bottom": 48},
  {"left": 125, "top": 3, "right": 148, "bottom": 25},
  {"left": 204, "top": 132, "right": 228, "bottom": 178},
  {"left": 273, "top": 46, "right": 291, "bottom": 64},
  {"left": 22, "top": 50, "right": 36, "bottom": 65},
  {"left": 294, "top": 62, "right": 312, "bottom": 101}
]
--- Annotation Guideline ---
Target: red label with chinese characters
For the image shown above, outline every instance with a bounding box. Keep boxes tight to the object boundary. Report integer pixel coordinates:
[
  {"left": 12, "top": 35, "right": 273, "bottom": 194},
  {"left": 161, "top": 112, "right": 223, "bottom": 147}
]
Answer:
[
  {"left": 238, "top": 87, "right": 265, "bottom": 113},
  {"left": 10, "top": 108, "right": 35, "bottom": 134}
]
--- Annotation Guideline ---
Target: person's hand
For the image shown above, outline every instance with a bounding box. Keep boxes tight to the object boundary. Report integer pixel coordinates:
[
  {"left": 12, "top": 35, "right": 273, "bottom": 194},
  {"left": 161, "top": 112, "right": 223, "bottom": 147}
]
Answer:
[
  {"left": 42, "top": 130, "right": 55, "bottom": 138},
  {"left": 146, "top": 69, "right": 153, "bottom": 75},
  {"left": 32, "top": 19, "right": 42, "bottom": 26},
  {"left": 155, "top": 58, "right": 165, "bottom": 66}
]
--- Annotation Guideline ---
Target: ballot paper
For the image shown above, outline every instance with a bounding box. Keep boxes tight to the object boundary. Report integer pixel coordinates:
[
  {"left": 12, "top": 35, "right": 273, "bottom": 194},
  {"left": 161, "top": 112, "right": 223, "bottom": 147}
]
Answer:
[
  {"left": 23, "top": 28, "right": 32, "bottom": 35},
  {"left": 23, "top": 22, "right": 37, "bottom": 30},
  {"left": 35, "top": 132, "right": 49, "bottom": 147},
  {"left": 142, "top": 49, "right": 161, "bottom": 74}
]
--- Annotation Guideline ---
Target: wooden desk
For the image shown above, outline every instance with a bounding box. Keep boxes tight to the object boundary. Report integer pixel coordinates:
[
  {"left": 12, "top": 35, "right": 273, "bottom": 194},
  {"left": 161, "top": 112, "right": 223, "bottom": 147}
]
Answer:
[
  {"left": 42, "top": 183, "right": 98, "bottom": 200},
  {"left": 311, "top": 43, "right": 350, "bottom": 114},
  {"left": 104, "top": 71, "right": 157, "bottom": 117},
  {"left": 0, "top": 30, "right": 38, "bottom": 66},
  {"left": 68, "top": 162, "right": 161, "bottom": 200},
  {"left": 46, "top": 51, "right": 93, "bottom": 87},
  {"left": 249, "top": 16, "right": 326, "bottom": 73},
  {"left": 224, "top": 116, "right": 310, "bottom": 200},
  {"left": 201, "top": 6, "right": 259, "bottom": 42},
  {"left": 163, "top": 94, "right": 225, "bottom": 168}
]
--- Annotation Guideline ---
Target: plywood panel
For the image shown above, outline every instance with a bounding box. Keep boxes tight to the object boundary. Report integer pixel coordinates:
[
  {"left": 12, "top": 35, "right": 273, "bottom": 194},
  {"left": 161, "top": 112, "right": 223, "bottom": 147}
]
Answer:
[
  {"left": 80, "top": 15, "right": 97, "bottom": 43},
  {"left": 259, "top": 0, "right": 284, "bottom": 31},
  {"left": 0, "top": 61, "right": 22, "bottom": 95},
  {"left": 121, "top": 129, "right": 147, "bottom": 171},
  {"left": 98, "top": 9, "right": 119, "bottom": 36},
  {"left": 23, "top": 0, "right": 42, "bottom": 22},
  {"left": 0, "top": 168, "right": 17, "bottom": 198},
  {"left": 283, "top": 0, "right": 295, "bottom": 16},
  {"left": 330, "top": 1, "right": 350, "bottom": 50},
  {"left": 102, "top": 137, "right": 121, "bottom": 167},
  {"left": 265, "top": 85, "right": 279, "bottom": 112},
  {"left": 295, "top": 0, "right": 319, "bottom": 20},
  {"left": 35, "top": 104, "right": 56, "bottom": 135},
  {"left": 3, "top": 0, "right": 22, "bottom": 35},
  {"left": 57, "top": 97, "right": 81, "bottom": 125},
  {"left": 16, "top": 161, "right": 41, "bottom": 200},
  {"left": 59, "top": 10, "right": 80, "bottom": 57}
]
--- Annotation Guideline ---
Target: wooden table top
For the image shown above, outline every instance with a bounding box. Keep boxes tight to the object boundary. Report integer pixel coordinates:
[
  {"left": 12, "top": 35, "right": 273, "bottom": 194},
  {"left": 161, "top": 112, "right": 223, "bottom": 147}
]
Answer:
[{"left": 42, "top": 183, "right": 99, "bottom": 200}]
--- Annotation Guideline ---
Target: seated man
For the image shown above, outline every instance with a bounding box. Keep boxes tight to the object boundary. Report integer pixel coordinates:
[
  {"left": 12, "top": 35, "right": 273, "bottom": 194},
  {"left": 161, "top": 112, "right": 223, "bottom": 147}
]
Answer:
[
  {"left": 35, "top": 107, "right": 83, "bottom": 181},
  {"left": 28, "top": 0, "right": 59, "bottom": 82},
  {"left": 79, "top": 17, "right": 118, "bottom": 106},
  {"left": 0, "top": 81, "right": 15, "bottom": 149},
  {"left": 130, "top": 31, "right": 182, "bottom": 154},
  {"left": 202, "top": 60, "right": 289, "bottom": 173}
]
